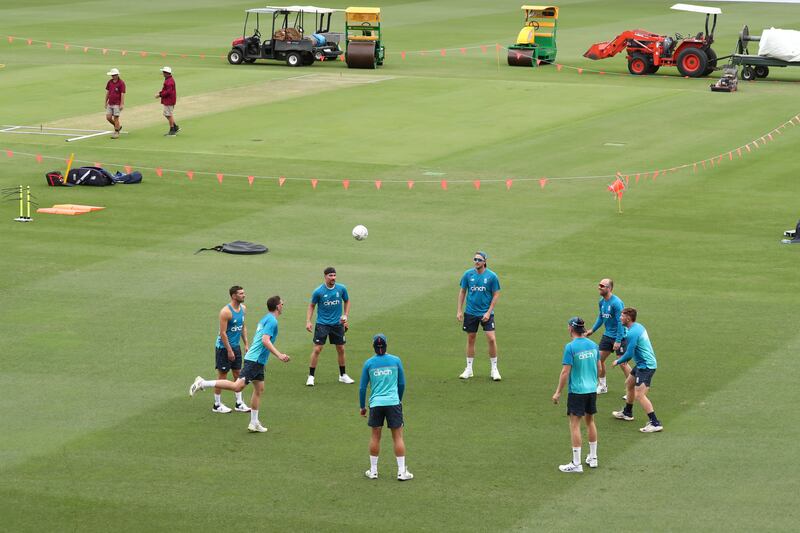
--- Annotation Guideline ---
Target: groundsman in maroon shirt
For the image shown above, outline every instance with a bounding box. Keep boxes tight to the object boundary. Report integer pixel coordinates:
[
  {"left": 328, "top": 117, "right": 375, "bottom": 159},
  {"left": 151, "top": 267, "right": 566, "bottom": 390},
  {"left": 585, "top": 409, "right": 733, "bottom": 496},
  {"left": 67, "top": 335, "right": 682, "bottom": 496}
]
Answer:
[
  {"left": 155, "top": 66, "right": 180, "bottom": 136},
  {"left": 105, "top": 67, "right": 125, "bottom": 139}
]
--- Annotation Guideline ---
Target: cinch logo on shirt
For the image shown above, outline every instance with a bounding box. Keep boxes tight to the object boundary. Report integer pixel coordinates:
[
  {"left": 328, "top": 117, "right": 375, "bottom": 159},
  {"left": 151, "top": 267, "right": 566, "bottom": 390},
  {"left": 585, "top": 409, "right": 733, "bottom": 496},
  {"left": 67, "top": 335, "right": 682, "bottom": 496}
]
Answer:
[
  {"left": 322, "top": 299, "right": 341, "bottom": 306},
  {"left": 470, "top": 286, "right": 487, "bottom": 292},
  {"left": 230, "top": 324, "right": 243, "bottom": 332},
  {"left": 373, "top": 369, "right": 393, "bottom": 377},
  {"left": 576, "top": 350, "right": 595, "bottom": 360}
]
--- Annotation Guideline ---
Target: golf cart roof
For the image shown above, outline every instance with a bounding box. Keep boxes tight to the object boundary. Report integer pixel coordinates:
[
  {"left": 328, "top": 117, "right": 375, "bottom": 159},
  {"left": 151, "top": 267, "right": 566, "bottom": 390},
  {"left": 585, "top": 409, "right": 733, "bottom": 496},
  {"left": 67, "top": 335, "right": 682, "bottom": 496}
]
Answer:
[
  {"left": 345, "top": 7, "right": 381, "bottom": 14},
  {"left": 670, "top": 4, "right": 721, "bottom": 15},
  {"left": 521, "top": 6, "right": 559, "bottom": 17},
  {"left": 246, "top": 8, "right": 278, "bottom": 14},
  {"left": 263, "top": 5, "right": 342, "bottom": 14}
]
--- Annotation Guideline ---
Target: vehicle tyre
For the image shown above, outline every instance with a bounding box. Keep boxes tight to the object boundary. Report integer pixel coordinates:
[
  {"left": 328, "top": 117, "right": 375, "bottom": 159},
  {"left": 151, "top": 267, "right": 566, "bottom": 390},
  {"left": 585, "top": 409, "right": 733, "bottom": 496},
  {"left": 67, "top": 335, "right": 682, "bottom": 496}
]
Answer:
[
  {"left": 648, "top": 64, "right": 660, "bottom": 74},
  {"left": 755, "top": 65, "right": 769, "bottom": 78},
  {"left": 286, "top": 52, "right": 302, "bottom": 67},
  {"left": 227, "top": 49, "right": 244, "bottom": 65},
  {"left": 676, "top": 47, "right": 708, "bottom": 77},
  {"left": 303, "top": 53, "right": 315, "bottom": 65},
  {"left": 627, "top": 53, "right": 651, "bottom": 75},
  {"left": 703, "top": 47, "right": 717, "bottom": 76},
  {"left": 741, "top": 66, "right": 756, "bottom": 81},
  {"left": 314, "top": 51, "right": 324, "bottom": 61}
]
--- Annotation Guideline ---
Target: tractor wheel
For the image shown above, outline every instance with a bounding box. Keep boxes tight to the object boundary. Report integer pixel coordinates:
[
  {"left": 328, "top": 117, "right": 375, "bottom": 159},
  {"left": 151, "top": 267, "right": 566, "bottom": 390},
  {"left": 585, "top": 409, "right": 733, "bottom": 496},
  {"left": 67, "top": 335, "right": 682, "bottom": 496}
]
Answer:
[
  {"left": 648, "top": 64, "right": 660, "bottom": 74},
  {"left": 741, "top": 66, "right": 756, "bottom": 81},
  {"left": 227, "top": 49, "right": 244, "bottom": 65},
  {"left": 676, "top": 48, "right": 708, "bottom": 78},
  {"left": 703, "top": 47, "right": 717, "bottom": 76},
  {"left": 286, "top": 52, "right": 302, "bottom": 67},
  {"left": 755, "top": 65, "right": 769, "bottom": 78},
  {"left": 627, "top": 53, "right": 651, "bottom": 75}
]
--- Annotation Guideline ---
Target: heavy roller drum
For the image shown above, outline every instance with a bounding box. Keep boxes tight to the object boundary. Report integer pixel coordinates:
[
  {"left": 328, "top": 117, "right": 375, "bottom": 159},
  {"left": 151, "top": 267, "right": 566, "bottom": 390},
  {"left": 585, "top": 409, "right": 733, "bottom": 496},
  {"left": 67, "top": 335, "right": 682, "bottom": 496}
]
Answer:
[
  {"left": 347, "top": 41, "right": 377, "bottom": 69},
  {"left": 507, "top": 48, "right": 535, "bottom": 67}
]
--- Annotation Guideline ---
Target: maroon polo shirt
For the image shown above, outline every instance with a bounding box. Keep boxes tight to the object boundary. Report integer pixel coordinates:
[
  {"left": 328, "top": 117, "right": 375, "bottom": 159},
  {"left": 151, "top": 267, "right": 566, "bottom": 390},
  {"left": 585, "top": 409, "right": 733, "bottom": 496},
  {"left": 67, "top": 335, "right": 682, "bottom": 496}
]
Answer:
[
  {"left": 106, "top": 78, "right": 126, "bottom": 105},
  {"left": 158, "top": 76, "right": 176, "bottom": 106}
]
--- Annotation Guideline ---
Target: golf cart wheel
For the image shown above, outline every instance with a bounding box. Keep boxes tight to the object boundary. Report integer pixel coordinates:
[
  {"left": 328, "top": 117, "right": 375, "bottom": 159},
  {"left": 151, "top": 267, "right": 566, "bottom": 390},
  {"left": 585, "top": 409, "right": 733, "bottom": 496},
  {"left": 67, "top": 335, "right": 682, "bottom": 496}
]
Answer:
[
  {"left": 703, "top": 47, "right": 717, "bottom": 76},
  {"left": 314, "top": 51, "right": 324, "bottom": 61},
  {"left": 286, "top": 52, "right": 302, "bottom": 67},
  {"left": 741, "top": 66, "right": 756, "bottom": 81},
  {"left": 627, "top": 53, "right": 651, "bottom": 75},
  {"left": 755, "top": 65, "right": 769, "bottom": 78},
  {"left": 676, "top": 48, "right": 708, "bottom": 78},
  {"left": 303, "top": 53, "right": 315, "bottom": 65},
  {"left": 227, "top": 49, "right": 244, "bottom": 65}
]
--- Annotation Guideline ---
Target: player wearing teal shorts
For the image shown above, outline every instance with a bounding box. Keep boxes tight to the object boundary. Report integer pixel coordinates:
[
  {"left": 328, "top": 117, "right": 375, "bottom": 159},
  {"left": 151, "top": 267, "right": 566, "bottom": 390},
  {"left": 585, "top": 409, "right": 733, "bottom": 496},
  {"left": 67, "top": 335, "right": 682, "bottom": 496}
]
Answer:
[
  {"left": 552, "top": 317, "right": 600, "bottom": 473},
  {"left": 190, "top": 296, "right": 290, "bottom": 433}
]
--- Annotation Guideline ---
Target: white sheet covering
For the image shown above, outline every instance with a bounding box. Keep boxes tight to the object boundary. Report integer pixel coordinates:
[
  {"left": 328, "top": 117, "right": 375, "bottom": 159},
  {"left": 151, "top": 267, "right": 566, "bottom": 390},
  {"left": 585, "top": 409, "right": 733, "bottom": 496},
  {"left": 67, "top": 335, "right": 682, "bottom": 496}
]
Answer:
[{"left": 758, "top": 28, "right": 800, "bottom": 62}]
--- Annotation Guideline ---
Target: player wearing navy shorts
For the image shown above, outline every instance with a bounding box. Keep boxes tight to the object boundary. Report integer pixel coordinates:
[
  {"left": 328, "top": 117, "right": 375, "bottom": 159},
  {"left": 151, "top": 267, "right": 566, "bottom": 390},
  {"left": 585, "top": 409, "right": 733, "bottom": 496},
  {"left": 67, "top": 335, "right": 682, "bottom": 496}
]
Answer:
[
  {"left": 190, "top": 296, "right": 290, "bottom": 433},
  {"left": 585, "top": 278, "right": 629, "bottom": 394},
  {"left": 456, "top": 251, "right": 502, "bottom": 381},
  {"left": 612, "top": 307, "right": 663, "bottom": 433},
  {"left": 212, "top": 286, "right": 250, "bottom": 414},
  {"left": 552, "top": 317, "right": 600, "bottom": 473},
  {"left": 359, "top": 334, "right": 413, "bottom": 481},
  {"left": 305, "top": 267, "right": 354, "bottom": 386}
]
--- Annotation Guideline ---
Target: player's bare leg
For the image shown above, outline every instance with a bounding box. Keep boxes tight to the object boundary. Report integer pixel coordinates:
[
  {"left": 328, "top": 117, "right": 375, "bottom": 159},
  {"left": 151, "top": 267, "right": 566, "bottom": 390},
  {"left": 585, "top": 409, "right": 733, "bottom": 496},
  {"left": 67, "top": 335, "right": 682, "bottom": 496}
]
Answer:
[
  {"left": 391, "top": 427, "right": 411, "bottom": 479},
  {"left": 460, "top": 333, "right": 477, "bottom": 378},
  {"left": 486, "top": 330, "right": 500, "bottom": 380},
  {"left": 597, "top": 351, "right": 611, "bottom": 393}
]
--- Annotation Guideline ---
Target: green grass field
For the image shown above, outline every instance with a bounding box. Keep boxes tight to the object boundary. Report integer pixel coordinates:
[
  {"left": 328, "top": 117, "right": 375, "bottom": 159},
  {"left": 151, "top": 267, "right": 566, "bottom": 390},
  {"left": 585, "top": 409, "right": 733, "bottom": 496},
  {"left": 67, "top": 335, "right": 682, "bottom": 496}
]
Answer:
[{"left": 2, "top": 0, "right": 800, "bottom": 530}]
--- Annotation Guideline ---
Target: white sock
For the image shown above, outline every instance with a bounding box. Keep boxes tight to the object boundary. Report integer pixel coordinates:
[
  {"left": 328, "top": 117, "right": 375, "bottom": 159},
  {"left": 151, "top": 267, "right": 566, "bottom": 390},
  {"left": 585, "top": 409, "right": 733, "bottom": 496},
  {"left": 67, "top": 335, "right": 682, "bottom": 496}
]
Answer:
[
  {"left": 572, "top": 447, "right": 581, "bottom": 466},
  {"left": 370, "top": 455, "right": 379, "bottom": 474},
  {"left": 396, "top": 456, "right": 405, "bottom": 474},
  {"left": 466, "top": 357, "right": 474, "bottom": 370},
  {"left": 235, "top": 391, "right": 243, "bottom": 404},
  {"left": 599, "top": 377, "right": 607, "bottom": 387},
  {"left": 490, "top": 357, "right": 498, "bottom": 369},
  {"left": 201, "top": 379, "right": 216, "bottom": 389},
  {"left": 589, "top": 441, "right": 597, "bottom": 459},
  {"left": 214, "top": 393, "right": 221, "bottom": 405},
  {"left": 250, "top": 409, "right": 259, "bottom": 425}
]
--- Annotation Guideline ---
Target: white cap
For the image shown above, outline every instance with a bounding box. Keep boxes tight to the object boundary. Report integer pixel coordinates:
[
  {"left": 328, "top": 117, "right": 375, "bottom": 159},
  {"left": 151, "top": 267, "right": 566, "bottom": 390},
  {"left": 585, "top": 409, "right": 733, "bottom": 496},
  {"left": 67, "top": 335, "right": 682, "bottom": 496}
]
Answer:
[
  {"left": 107, "top": 68, "right": 120, "bottom": 76},
  {"left": 160, "top": 66, "right": 172, "bottom": 74}
]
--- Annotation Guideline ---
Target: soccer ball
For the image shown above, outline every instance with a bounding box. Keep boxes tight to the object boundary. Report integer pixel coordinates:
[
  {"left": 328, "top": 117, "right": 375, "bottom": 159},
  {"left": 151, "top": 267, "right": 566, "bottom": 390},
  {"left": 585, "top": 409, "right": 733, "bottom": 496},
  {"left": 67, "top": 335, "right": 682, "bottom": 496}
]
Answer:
[{"left": 352, "top": 225, "right": 368, "bottom": 241}]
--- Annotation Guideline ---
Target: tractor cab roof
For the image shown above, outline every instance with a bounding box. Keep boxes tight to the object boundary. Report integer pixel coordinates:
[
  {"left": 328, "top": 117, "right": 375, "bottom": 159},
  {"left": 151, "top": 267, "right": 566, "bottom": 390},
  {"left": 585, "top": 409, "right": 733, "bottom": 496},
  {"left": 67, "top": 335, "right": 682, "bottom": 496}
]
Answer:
[{"left": 670, "top": 3, "right": 721, "bottom": 15}]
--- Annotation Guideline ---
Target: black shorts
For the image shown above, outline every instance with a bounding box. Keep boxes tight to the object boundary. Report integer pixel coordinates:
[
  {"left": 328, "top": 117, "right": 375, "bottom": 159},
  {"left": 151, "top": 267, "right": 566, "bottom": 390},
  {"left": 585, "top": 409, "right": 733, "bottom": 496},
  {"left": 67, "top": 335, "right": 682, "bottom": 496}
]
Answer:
[
  {"left": 240, "top": 360, "right": 265, "bottom": 383},
  {"left": 368, "top": 404, "right": 404, "bottom": 428},
  {"left": 215, "top": 345, "right": 242, "bottom": 372},
  {"left": 462, "top": 313, "right": 495, "bottom": 333},
  {"left": 313, "top": 323, "right": 346, "bottom": 345},
  {"left": 567, "top": 392, "right": 597, "bottom": 417},
  {"left": 632, "top": 367, "right": 656, "bottom": 387},
  {"left": 599, "top": 335, "right": 625, "bottom": 356}
]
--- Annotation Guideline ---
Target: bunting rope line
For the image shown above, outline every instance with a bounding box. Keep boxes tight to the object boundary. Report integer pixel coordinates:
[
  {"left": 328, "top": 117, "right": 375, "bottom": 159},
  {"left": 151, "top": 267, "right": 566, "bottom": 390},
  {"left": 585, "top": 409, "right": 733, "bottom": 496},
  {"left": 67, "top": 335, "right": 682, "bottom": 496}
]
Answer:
[{"left": 2, "top": 114, "right": 796, "bottom": 190}]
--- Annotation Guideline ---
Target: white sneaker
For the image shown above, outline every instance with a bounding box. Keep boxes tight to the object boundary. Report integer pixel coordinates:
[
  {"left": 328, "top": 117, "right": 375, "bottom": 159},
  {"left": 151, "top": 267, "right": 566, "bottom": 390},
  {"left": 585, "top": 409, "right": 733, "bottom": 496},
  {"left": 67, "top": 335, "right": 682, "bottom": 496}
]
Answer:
[
  {"left": 339, "top": 373, "right": 355, "bottom": 384},
  {"left": 640, "top": 422, "right": 663, "bottom": 433},
  {"left": 586, "top": 456, "right": 598, "bottom": 468},
  {"left": 612, "top": 410, "right": 634, "bottom": 421},
  {"left": 397, "top": 469, "right": 414, "bottom": 481},
  {"left": 189, "top": 376, "right": 204, "bottom": 397},
  {"left": 364, "top": 470, "right": 378, "bottom": 480},
  {"left": 212, "top": 403, "right": 232, "bottom": 414},
  {"left": 558, "top": 462, "right": 583, "bottom": 473},
  {"left": 597, "top": 384, "right": 608, "bottom": 394},
  {"left": 247, "top": 422, "right": 268, "bottom": 433},
  {"left": 234, "top": 402, "right": 251, "bottom": 412},
  {"left": 459, "top": 368, "right": 473, "bottom": 379},
  {"left": 306, "top": 375, "right": 315, "bottom": 387},
  {"left": 491, "top": 368, "right": 502, "bottom": 381}
]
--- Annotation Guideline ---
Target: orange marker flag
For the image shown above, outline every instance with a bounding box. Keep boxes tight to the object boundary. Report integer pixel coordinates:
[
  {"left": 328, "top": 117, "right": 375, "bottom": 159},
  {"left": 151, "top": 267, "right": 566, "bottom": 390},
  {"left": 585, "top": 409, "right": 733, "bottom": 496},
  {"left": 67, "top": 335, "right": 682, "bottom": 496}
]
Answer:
[
  {"left": 217, "top": 173, "right": 224, "bottom": 184},
  {"left": 248, "top": 175, "right": 254, "bottom": 186},
  {"left": 505, "top": 179, "right": 513, "bottom": 190},
  {"left": 375, "top": 180, "right": 382, "bottom": 190},
  {"left": 441, "top": 179, "right": 448, "bottom": 190},
  {"left": 186, "top": 170, "right": 194, "bottom": 180},
  {"left": 279, "top": 176, "right": 286, "bottom": 186},
  {"left": 311, "top": 179, "right": 318, "bottom": 189},
  {"left": 539, "top": 178, "right": 548, "bottom": 189},
  {"left": 473, "top": 180, "right": 480, "bottom": 190},
  {"left": 607, "top": 177, "right": 625, "bottom": 213},
  {"left": 342, "top": 179, "right": 350, "bottom": 190},
  {"left": 155, "top": 167, "right": 163, "bottom": 177},
  {"left": 407, "top": 180, "right": 414, "bottom": 189}
]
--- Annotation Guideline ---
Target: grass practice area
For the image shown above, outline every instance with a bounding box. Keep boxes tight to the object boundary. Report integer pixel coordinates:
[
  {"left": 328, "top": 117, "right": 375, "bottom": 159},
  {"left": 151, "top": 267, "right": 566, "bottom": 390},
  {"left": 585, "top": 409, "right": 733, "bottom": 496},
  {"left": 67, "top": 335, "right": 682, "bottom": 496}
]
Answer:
[{"left": 3, "top": 0, "right": 800, "bottom": 530}]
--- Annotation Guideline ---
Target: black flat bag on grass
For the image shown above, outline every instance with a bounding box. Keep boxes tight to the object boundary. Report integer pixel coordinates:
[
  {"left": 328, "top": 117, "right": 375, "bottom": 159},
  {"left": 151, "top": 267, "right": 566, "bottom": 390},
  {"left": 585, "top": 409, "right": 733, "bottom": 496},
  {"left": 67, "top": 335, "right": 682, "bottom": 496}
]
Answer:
[{"left": 195, "top": 241, "right": 268, "bottom": 255}]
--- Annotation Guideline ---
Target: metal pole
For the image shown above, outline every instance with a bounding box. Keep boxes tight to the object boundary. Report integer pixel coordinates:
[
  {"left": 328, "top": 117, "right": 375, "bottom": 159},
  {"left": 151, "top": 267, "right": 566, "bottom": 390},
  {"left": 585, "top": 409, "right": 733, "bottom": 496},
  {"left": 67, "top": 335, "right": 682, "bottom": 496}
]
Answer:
[{"left": 26, "top": 186, "right": 31, "bottom": 218}]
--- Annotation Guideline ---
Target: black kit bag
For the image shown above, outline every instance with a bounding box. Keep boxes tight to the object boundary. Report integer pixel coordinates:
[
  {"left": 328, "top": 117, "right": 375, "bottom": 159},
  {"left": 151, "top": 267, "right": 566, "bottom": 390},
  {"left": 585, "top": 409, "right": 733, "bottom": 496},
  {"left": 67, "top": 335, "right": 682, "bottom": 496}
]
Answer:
[
  {"left": 67, "top": 166, "right": 115, "bottom": 186},
  {"left": 194, "top": 241, "right": 268, "bottom": 255}
]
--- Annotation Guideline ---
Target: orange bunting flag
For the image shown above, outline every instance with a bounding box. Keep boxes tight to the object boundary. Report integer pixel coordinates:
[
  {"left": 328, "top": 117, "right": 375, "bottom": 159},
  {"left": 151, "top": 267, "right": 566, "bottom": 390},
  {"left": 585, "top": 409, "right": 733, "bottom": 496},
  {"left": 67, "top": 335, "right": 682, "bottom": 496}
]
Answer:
[
  {"left": 247, "top": 175, "right": 254, "bottom": 186},
  {"left": 375, "top": 180, "right": 382, "bottom": 190},
  {"left": 753, "top": 140, "right": 760, "bottom": 149},
  {"left": 495, "top": 44, "right": 502, "bottom": 51},
  {"left": 407, "top": 180, "right": 414, "bottom": 189},
  {"left": 701, "top": 160, "right": 706, "bottom": 169},
  {"left": 311, "top": 179, "right": 318, "bottom": 189},
  {"left": 768, "top": 133, "right": 773, "bottom": 141},
  {"left": 279, "top": 176, "right": 286, "bottom": 186},
  {"left": 124, "top": 165, "right": 132, "bottom": 174},
  {"left": 5, "top": 150, "right": 13, "bottom": 157},
  {"left": 46, "top": 42, "right": 51, "bottom": 48},
  {"left": 556, "top": 64, "right": 562, "bottom": 71},
  {"left": 6, "top": 36, "right": 12, "bottom": 43},
  {"left": 636, "top": 174, "right": 642, "bottom": 183},
  {"left": 537, "top": 59, "right": 542, "bottom": 66},
  {"left": 599, "top": 71, "right": 606, "bottom": 75},
  {"left": 180, "top": 54, "right": 187, "bottom": 59},
  {"left": 480, "top": 45, "right": 487, "bottom": 54},
  {"left": 441, "top": 180, "right": 448, "bottom": 190},
  {"left": 102, "top": 48, "right": 108, "bottom": 55},
  {"left": 140, "top": 51, "right": 147, "bottom": 57},
  {"left": 710, "top": 158, "right": 715, "bottom": 167},
  {"left": 473, "top": 180, "right": 481, "bottom": 190},
  {"left": 186, "top": 170, "right": 194, "bottom": 180},
  {"left": 653, "top": 170, "right": 659, "bottom": 179},
  {"left": 460, "top": 48, "right": 466, "bottom": 55},
  {"left": 342, "top": 179, "right": 350, "bottom": 190},
  {"left": 200, "top": 54, "right": 206, "bottom": 60},
  {"left": 83, "top": 46, "right": 88, "bottom": 53},
  {"left": 624, "top": 175, "right": 629, "bottom": 185},
  {"left": 745, "top": 144, "right": 751, "bottom": 152},
  {"left": 64, "top": 44, "right": 70, "bottom": 51},
  {"left": 539, "top": 178, "right": 548, "bottom": 189},
  {"left": 607, "top": 178, "right": 625, "bottom": 199},
  {"left": 737, "top": 148, "right": 742, "bottom": 157},
  {"left": 121, "top": 50, "right": 127, "bottom": 56},
  {"left": 505, "top": 179, "right": 513, "bottom": 190},
  {"left": 161, "top": 52, "right": 167, "bottom": 58},
  {"left": 36, "top": 154, "right": 43, "bottom": 163},
  {"left": 419, "top": 50, "right": 427, "bottom": 56},
  {"left": 401, "top": 51, "right": 406, "bottom": 60},
  {"left": 216, "top": 173, "right": 223, "bottom": 184},
  {"left": 577, "top": 68, "right": 583, "bottom": 74},
  {"left": 440, "top": 49, "right": 446, "bottom": 56},
  {"left": 693, "top": 163, "right": 697, "bottom": 173},
  {"left": 27, "top": 39, "right": 32, "bottom": 45},
  {"left": 94, "top": 161, "right": 101, "bottom": 167},
  {"left": 155, "top": 167, "right": 163, "bottom": 177}
]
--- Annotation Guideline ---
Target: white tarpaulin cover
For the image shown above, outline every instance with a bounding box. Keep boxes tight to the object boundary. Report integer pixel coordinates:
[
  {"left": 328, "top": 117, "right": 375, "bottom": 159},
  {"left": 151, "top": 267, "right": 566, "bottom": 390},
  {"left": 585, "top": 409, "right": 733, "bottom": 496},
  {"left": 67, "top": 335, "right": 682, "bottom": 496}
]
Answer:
[{"left": 758, "top": 28, "right": 800, "bottom": 62}]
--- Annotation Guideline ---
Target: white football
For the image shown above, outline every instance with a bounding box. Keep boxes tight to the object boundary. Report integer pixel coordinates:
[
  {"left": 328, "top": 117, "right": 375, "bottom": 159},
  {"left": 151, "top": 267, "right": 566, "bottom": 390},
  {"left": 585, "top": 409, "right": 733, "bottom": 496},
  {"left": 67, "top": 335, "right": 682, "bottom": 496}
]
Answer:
[{"left": 352, "top": 224, "right": 368, "bottom": 241}]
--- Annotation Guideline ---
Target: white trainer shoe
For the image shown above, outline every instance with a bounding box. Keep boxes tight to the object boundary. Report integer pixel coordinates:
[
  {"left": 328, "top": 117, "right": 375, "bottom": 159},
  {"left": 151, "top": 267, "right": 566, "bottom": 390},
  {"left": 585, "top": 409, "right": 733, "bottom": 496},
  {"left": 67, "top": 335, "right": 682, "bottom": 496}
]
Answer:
[
  {"left": 339, "top": 373, "right": 355, "bottom": 384},
  {"left": 247, "top": 422, "right": 268, "bottom": 433},
  {"left": 597, "top": 384, "right": 608, "bottom": 394},
  {"left": 364, "top": 470, "right": 378, "bottom": 480},
  {"left": 491, "top": 368, "right": 502, "bottom": 381},
  {"left": 640, "top": 422, "right": 663, "bottom": 433},
  {"left": 612, "top": 410, "right": 634, "bottom": 421},
  {"left": 459, "top": 368, "right": 473, "bottom": 379},
  {"left": 306, "top": 375, "right": 315, "bottom": 387},
  {"left": 212, "top": 403, "right": 232, "bottom": 414},
  {"left": 586, "top": 456, "right": 598, "bottom": 468},
  {"left": 189, "top": 376, "right": 204, "bottom": 397},
  {"left": 397, "top": 469, "right": 414, "bottom": 481},
  {"left": 559, "top": 462, "right": 583, "bottom": 473},
  {"left": 234, "top": 402, "right": 251, "bottom": 412}
]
